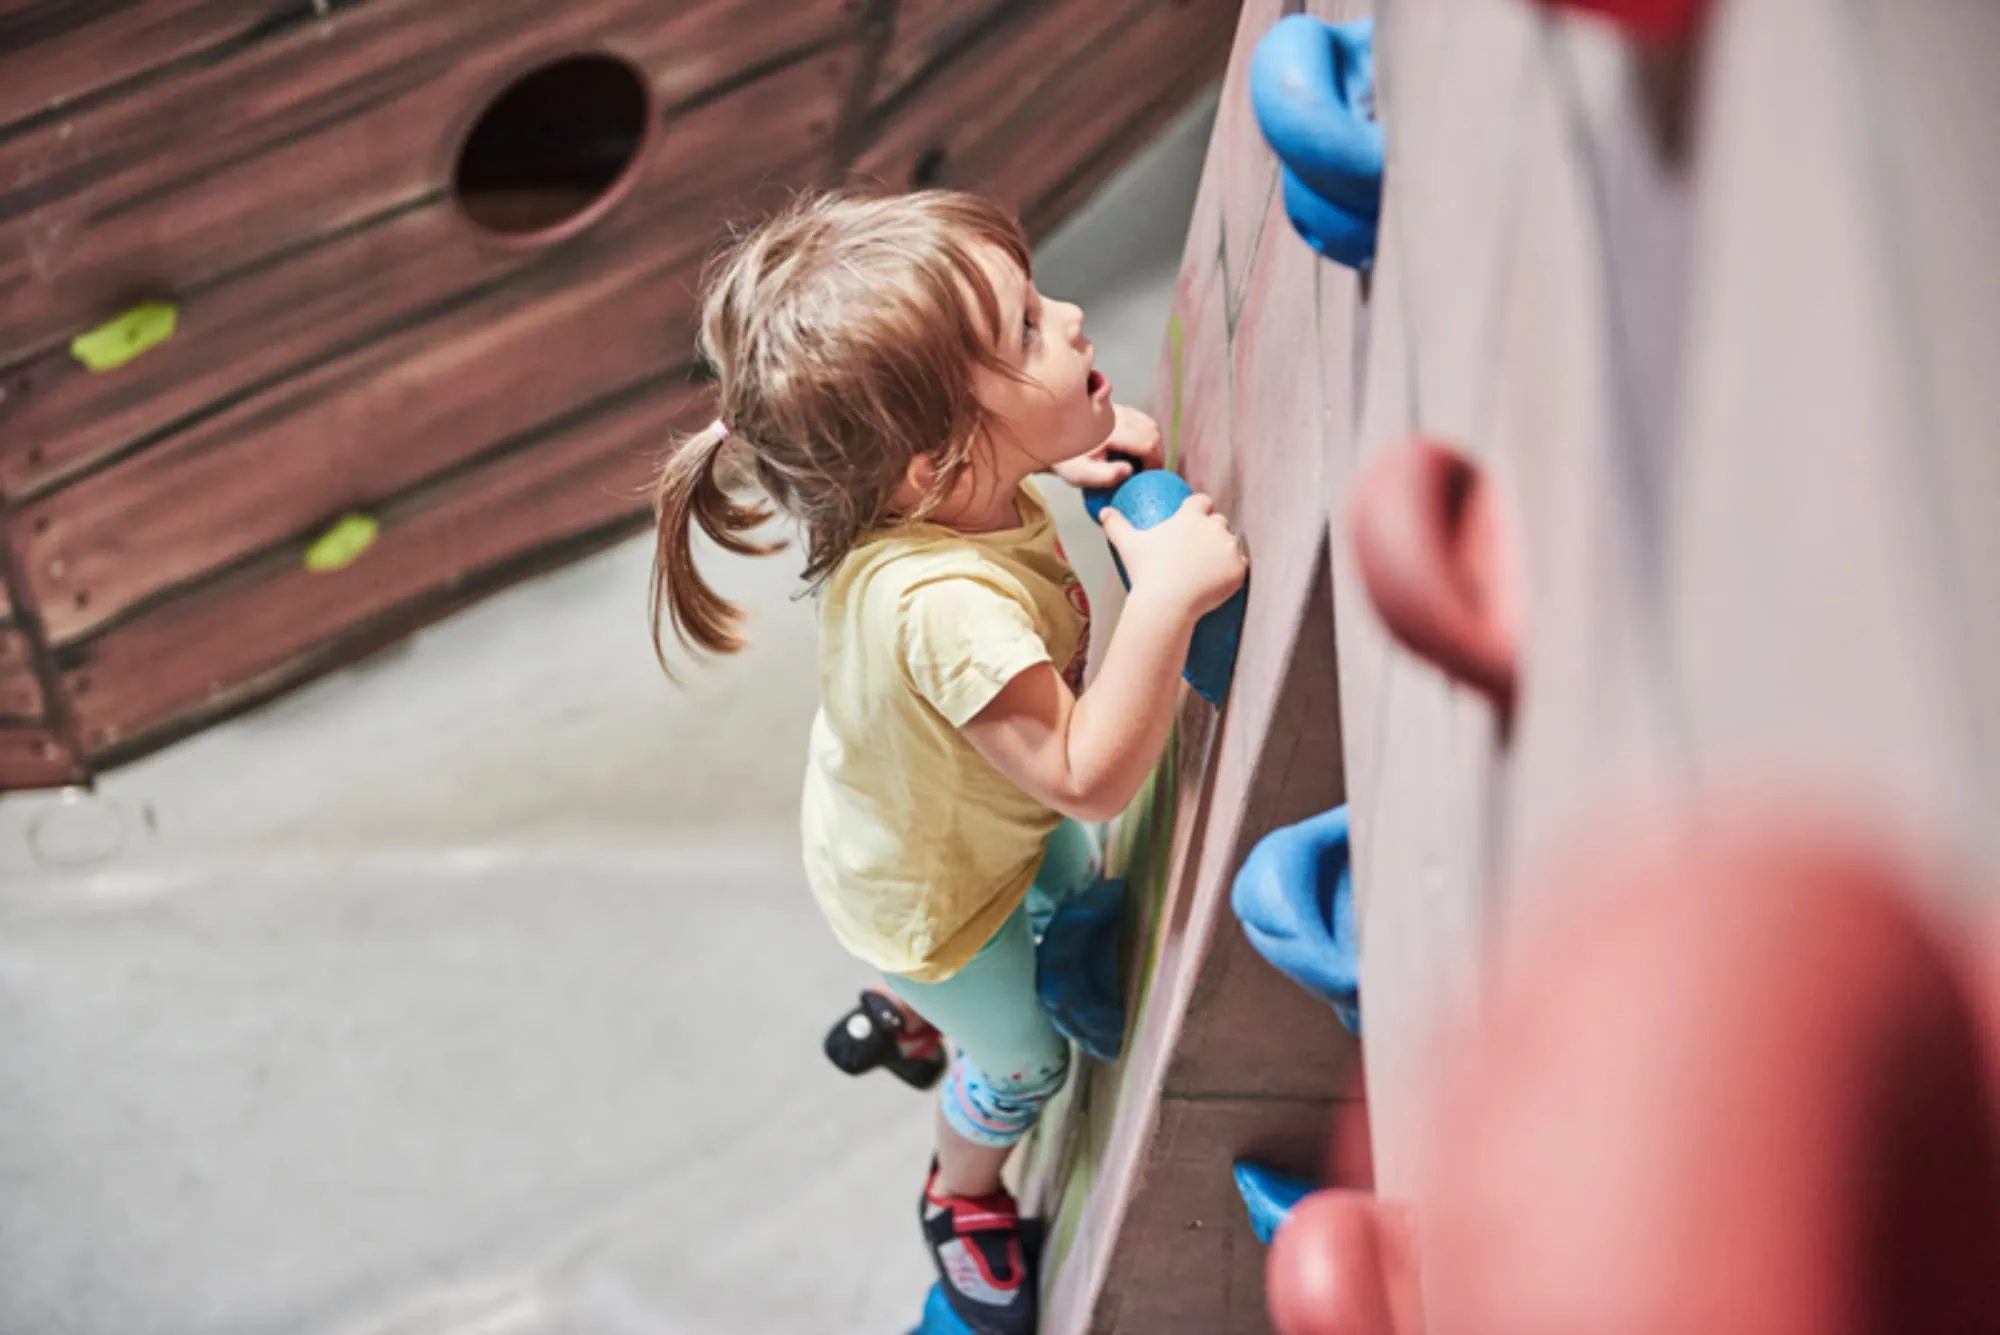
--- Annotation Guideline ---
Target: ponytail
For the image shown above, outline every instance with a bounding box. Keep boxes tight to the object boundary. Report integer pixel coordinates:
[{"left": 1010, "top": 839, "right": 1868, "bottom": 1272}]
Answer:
[{"left": 649, "top": 419, "right": 781, "bottom": 672}]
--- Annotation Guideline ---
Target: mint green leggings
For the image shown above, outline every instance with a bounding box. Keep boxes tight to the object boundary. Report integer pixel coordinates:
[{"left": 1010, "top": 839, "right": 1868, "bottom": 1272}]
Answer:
[{"left": 880, "top": 819, "right": 1099, "bottom": 1147}]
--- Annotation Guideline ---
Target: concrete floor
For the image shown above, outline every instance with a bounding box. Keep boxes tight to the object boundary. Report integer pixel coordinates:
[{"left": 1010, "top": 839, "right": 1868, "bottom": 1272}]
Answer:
[{"left": 0, "top": 95, "right": 1214, "bottom": 1335}]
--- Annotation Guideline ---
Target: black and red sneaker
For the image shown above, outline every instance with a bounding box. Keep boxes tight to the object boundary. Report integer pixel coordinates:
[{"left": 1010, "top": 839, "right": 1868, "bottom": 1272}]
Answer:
[
  {"left": 919, "top": 1161, "right": 1037, "bottom": 1335},
  {"left": 823, "top": 990, "right": 946, "bottom": 1090}
]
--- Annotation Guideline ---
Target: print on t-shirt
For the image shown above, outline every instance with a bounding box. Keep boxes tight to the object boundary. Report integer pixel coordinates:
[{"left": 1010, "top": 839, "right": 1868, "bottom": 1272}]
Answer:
[{"left": 1052, "top": 536, "right": 1092, "bottom": 692}]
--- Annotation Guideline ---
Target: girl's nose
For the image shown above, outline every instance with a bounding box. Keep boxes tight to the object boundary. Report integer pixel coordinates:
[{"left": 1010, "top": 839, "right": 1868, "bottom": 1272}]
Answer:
[{"left": 1062, "top": 301, "right": 1088, "bottom": 344}]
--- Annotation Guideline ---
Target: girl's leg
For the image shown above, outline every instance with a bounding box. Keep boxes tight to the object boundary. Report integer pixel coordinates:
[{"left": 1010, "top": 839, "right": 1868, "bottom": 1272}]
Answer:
[
  {"left": 825, "top": 820, "right": 1097, "bottom": 1090},
  {"left": 883, "top": 906, "right": 1072, "bottom": 1178},
  {"left": 883, "top": 906, "right": 1070, "bottom": 1334}
]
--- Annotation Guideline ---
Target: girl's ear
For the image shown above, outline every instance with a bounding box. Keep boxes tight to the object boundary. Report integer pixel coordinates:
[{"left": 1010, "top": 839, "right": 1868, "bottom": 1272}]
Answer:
[{"left": 890, "top": 453, "right": 937, "bottom": 515}]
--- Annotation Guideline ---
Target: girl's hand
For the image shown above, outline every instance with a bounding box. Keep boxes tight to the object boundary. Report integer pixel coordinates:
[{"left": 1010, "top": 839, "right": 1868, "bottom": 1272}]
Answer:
[
  {"left": 1100, "top": 493, "right": 1248, "bottom": 619},
  {"left": 1052, "top": 404, "right": 1166, "bottom": 490}
]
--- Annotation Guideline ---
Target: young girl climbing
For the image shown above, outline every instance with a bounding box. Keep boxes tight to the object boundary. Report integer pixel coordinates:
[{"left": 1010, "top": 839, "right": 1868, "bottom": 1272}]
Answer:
[{"left": 650, "top": 189, "right": 1247, "bottom": 1335}]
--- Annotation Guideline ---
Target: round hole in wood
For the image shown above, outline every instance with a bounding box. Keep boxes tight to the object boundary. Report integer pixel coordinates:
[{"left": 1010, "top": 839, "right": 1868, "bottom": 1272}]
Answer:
[
  {"left": 912, "top": 145, "right": 948, "bottom": 189},
  {"left": 454, "top": 53, "right": 651, "bottom": 241}
]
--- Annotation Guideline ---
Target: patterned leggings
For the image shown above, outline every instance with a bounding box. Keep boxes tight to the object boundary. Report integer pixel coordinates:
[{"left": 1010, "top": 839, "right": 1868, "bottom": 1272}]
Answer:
[{"left": 882, "top": 904, "right": 1070, "bottom": 1147}]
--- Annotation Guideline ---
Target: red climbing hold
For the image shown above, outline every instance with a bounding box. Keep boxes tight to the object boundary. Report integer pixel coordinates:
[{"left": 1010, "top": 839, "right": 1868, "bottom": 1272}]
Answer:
[{"left": 1535, "top": 0, "right": 1705, "bottom": 42}]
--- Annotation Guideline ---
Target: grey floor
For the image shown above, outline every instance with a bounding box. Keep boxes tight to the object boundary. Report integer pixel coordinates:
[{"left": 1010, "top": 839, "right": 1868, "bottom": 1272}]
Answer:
[{"left": 0, "top": 95, "right": 1214, "bottom": 1335}]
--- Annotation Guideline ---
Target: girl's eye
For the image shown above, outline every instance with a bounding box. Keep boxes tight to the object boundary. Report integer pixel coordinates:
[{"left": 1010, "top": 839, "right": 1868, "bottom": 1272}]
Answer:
[{"left": 1022, "top": 313, "right": 1038, "bottom": 348}]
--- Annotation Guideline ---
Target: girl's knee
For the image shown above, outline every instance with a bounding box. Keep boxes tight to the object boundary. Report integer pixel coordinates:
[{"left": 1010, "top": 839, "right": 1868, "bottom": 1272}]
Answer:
[{"left": 943, "top": 1045, "right": 1071, "bottom": 1147}]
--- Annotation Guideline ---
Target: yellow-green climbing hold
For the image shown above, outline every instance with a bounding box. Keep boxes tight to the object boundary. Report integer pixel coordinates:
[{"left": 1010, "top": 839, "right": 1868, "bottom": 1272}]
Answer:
[
  {"left": 71, "top": 301, "right": 179, "bottom": 372},
  {"left": 304, "top": 513, "right": 379, "bottom": 573}
]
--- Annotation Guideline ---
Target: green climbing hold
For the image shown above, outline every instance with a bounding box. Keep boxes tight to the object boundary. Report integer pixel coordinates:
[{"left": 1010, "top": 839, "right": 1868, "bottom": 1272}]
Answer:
[
  {"left": 304, "top": 513, "right": 380, "bottom": 573},
  {"left": 71, "top": 301, "right": 179, "bottom": 372}
]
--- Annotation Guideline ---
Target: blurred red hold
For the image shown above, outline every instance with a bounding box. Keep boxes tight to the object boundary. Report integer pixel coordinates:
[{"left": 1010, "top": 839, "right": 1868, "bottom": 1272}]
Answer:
[
  {"left": 1268, "top": 1192, "right": 1421, "bottom": 1335},
  {"left": 1266, "top": 801, "right": 2000, "bottom": 1335},
  {"left": 1349, "top": 438, "right": 1518, "bottom": 725},
  {"left": 1536, "top": 0, "right": 1706, "bottom": 42}
]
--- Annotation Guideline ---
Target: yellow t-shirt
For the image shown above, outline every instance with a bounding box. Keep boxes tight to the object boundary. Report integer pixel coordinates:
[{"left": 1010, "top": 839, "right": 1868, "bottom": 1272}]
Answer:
[{"left": 801, "top": 484, "right": 1093, "bottom": 982}]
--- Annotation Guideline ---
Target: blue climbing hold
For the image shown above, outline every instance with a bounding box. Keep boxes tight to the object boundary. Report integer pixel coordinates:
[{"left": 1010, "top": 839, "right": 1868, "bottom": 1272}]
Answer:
[
  {"left": 906, "top": 1283, "right": 976, "bottom": 1335},
  {"left": 1279, "top": 166, "right": 1379, "bottom": 267},
  {"left": 1250, "top": 15, "right": 1383, "bottom": 270},
  {"left": 1083, "top": 468, "right": 1247, "bottom": 705},
  {"left": 1233, "top": 1161, "right": 1319, "bottom": 1246},
  {"left": 1036, "top": 876, "right": 1128, "bottom": 1062},
  {"left": 1231, "top": 805, "right": 1360, "bottom": 1034}
]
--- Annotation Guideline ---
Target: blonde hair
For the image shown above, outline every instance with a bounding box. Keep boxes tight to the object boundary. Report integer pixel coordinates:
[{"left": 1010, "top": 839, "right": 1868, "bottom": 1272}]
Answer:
[{"left": 650, "top": 189, "right": 1032, "bottom": 668}]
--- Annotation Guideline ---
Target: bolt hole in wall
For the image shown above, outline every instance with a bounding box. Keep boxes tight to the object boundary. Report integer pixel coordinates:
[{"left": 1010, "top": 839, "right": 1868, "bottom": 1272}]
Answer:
[
  {"left": 453, "top": 53, "right": 652, "bottom": 241},
  {"left": 911, "top": 145, "right": 949, "bottom": 189}
]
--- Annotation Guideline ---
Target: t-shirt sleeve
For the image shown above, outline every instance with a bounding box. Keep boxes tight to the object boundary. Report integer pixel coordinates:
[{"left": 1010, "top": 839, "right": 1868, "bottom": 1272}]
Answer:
[{"left": 897, "top": 574, "right": 1053, "bottom": 727}]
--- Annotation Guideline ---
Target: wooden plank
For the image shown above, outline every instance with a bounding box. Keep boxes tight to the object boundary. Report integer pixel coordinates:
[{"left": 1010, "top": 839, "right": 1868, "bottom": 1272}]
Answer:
[
  {"left": 1664, "top": 0, "right": 1987, "bottom": 880},
  {"left": 1335, "top": 144, "right": 1498, "bottom": 1204},
  {"left": 1039, "top": 257, "right": 1238, "bottom": 1333},
  {"left": 1491, "top": 28, "right": 1680, "bottom": 884},
  {"left": 0, "top": 47, "right": 855, "bottom": 500},
  {"left": 870, "top": 0, "right": 1015, "bottom": 109},
  {"left": 1856, "top": 0, "right": 2000, "bottom": 869},
  {"left": 1096, "top": 1097, "right": 1337, "bottom": 1335},
  {"left": 0, "top": 723, "right": 85, "bottom": 790},
  {"left": 1160, "top": 187, "right": 1352, "bottom": 1095},
  {"left": 1210, "top": 0, "right": 1284, "bottom": 319},
  {"left": 0, "top": 628, "right": 46, "bottom": 721},
  {"left": 1159, "top": 586, "right": 1355, "bottom": 1103},
  {"left": 1024, "top": 92, "right": 1223, "bottom": 249},
  {"left": 1372, "top": 0, "right": 1540, "bottom": 443},
  {"left": 0, "top": 0, "right": 861, "bottom": 363},
  {"left": 11, "top": 147, "right": 832, "bottom": 649},
  {"left": 58, "top": 373, "right": 707, "bottom": 757},
  {"left": 1084, "top": 232, "right": 1350, "bottom": 1333},
  {"left": 0, "top": 1, "right": 340, "bottom": 137},
  {"left": 15, "top": 239, "right": 698, "bottom": 647},
  {"left": 850, "top": 0, "right": 1230, "bottom": 199},
  {"left": 968, "top": 0, "right": 1235, "bottom": 238},
  {"left": 1043, "top": 143, "right": 1357, "bottom": 1334}
]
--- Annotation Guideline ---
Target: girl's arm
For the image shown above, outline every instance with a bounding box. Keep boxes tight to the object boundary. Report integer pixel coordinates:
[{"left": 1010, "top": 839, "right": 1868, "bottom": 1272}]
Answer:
[{"left": 960, "top": 495, "right": 1246, "bottom": 823}]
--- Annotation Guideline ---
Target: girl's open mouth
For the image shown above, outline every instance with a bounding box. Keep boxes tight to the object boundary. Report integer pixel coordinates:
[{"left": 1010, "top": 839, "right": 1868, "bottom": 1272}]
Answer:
[{"left": 1087, "top": 369, "right": 1109, "bottom": 400}]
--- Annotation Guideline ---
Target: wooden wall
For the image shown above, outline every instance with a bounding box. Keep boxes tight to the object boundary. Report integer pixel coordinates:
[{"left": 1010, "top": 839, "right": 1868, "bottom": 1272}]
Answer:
[
  {"left": 0, "top": 0, "right": 1239, "bottom": 791},
  {"left": 1342, "top": 0, "right": 2000, "bottom": 1203},
  {"left": 1017, "top": 3, "right": 1369, "bottom": 1331},
  {"left": 1023, "top": 0, "right": 2000, "bottom": 1328}
]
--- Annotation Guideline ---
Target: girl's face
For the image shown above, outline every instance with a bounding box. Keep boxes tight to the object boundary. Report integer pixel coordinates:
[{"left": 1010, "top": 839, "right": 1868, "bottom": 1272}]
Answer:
[{"left": 970, "top": 245, "right": 1117, "bottom": 472}]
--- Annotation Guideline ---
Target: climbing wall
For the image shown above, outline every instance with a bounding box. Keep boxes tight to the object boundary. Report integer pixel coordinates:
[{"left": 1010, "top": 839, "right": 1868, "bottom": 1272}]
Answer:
[
  {"left": 1345, "top": 0, "right": 2000, "bottom": 1199},
  {"left": 1018, "top": 3, "right": 1368, "bottom": 1331},
  {"left": 0, "top": 0, "right": 1237, "bottom": 791},
  {"left": 1027, "top": 0, "right": 2000, "bottom": 1329}
]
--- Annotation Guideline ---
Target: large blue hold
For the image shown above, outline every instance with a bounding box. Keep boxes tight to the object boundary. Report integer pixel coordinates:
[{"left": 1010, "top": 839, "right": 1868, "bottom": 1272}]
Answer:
[
  {"left": 1084, "top": 469, "right": 1247, "bottom": 705},
  {"left": 1231, "top": 804, "right": 1360, "bottom": 1034},
  {"left": 1250, "top": 15, "right": 1383, "bottom": 270},
  {"left": 1233, "top": 1161, "right": 1319, "bottom": 1246},
  {"left": 1035, "top": 876, "right": 1127, "bottom": 1062}
]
